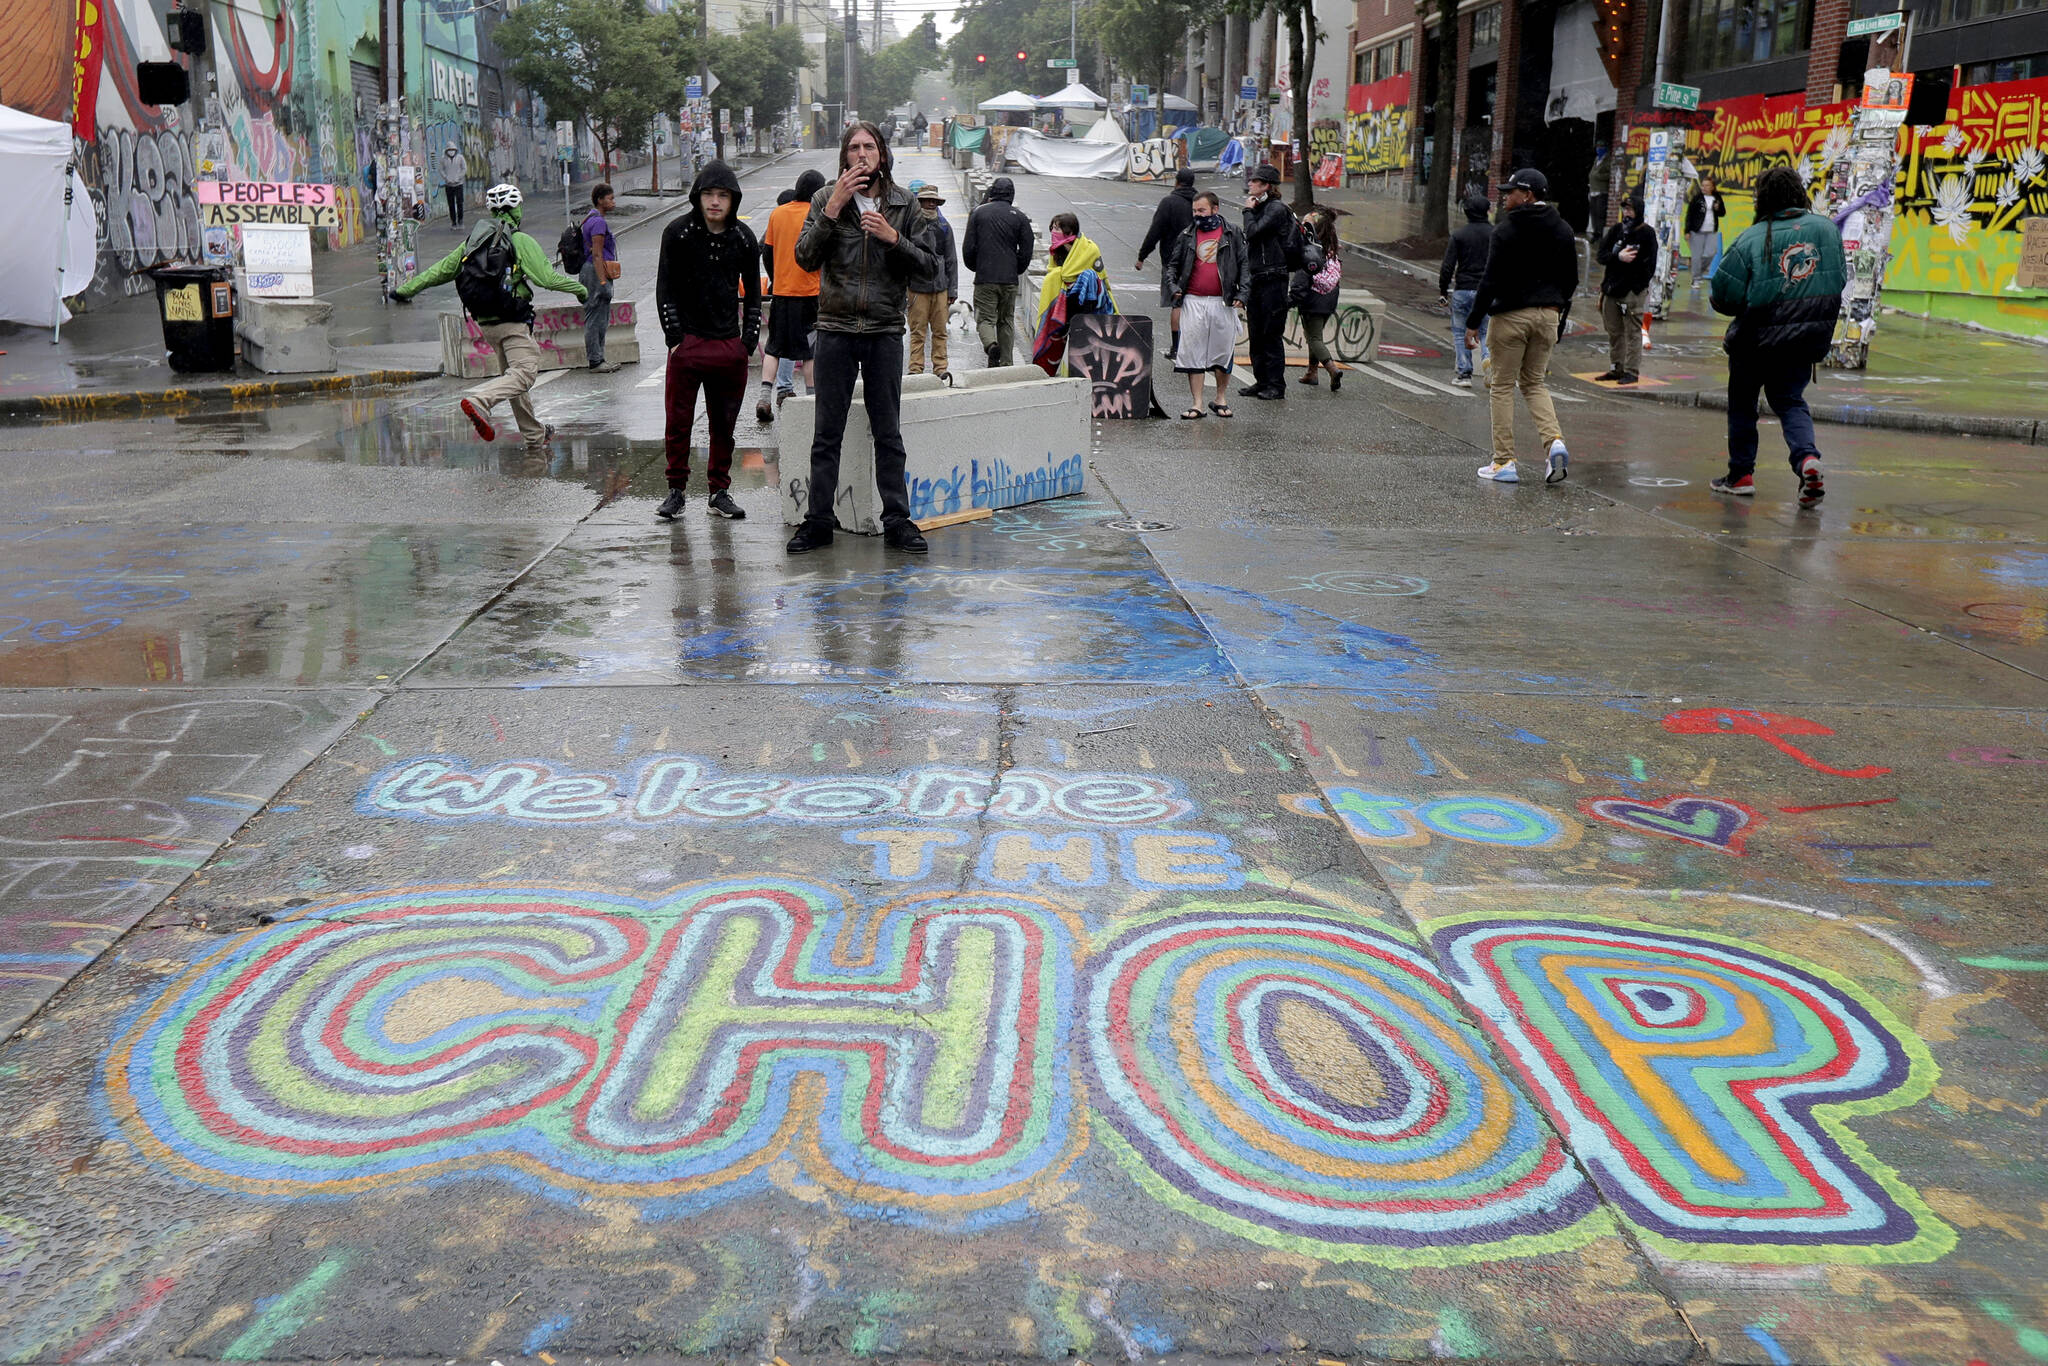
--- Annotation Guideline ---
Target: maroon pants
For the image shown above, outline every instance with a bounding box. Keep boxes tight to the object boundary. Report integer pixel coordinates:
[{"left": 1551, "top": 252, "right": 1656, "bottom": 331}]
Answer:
[{"left": 663, "top": 335, "right": 749, "bottom": 491}]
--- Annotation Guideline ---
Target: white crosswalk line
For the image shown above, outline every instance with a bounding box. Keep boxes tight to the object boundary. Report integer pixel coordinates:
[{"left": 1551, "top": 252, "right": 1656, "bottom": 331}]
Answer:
[
  {"left": 636, "top": 365, "right": 666, "bottom": 388},
  {"left": 1360, "top": 366, "right": 1429, "bottom": 396},
  {"left": 1378, "top": 360, "right": 1470, "bottom": 397}
]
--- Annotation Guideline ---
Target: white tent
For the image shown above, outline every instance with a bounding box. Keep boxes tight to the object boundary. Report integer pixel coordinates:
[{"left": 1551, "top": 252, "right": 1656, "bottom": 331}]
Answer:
[
  {"left": 0, "top": 104, "right": 84, "bottom": 332},
  {"left": 1038, "top": 84, "right": 1107, "bottom": 109},
  {"left": 978, "top": 90, "right": 1041, "bottom": 112},
  {"left": 1005, "top": 124, "right": 1129, "bottom": 178},
  {"left": 1160, "top": 93, "right": 1199, "bottom": 112}
]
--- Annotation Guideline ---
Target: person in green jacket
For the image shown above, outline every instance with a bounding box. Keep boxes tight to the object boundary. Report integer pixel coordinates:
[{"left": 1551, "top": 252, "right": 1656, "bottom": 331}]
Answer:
[
  {"left": 393, "top": 183, "right": 588, "bottom": 450},
  {"left": 1707, "top": 166, "right": 1846, "bottom": 502}
]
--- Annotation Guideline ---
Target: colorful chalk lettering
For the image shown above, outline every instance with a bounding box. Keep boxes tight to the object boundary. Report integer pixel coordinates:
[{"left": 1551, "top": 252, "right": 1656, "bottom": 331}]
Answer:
[
  {"left": 1433, "top": 915, "right": 1954, "bottom": 1264},
  {"left": 1581, "top": 794, "right": 1762, "bottom": 854},
  {"left": 1323, "top": 788, "right": 1573, "bottom": 849},
  {"left": 1662, "top": 709, "right": 1891, "bottom": 779},
  {"left": 365, "top": 756, "right": 1194, "bottom": 828}
]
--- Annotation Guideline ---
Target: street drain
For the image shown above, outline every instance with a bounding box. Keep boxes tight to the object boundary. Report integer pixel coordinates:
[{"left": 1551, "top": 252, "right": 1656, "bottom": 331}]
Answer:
[{"left": 1102, "top": 518, "right": 1176, "bottom": 532}]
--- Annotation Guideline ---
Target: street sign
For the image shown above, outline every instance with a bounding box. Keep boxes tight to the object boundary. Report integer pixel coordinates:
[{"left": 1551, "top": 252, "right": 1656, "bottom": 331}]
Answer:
[
  {"left": 1846, "top": 11, "right": 1904, "bottom": 37},
  {"left": 1046, "top": 57, "right": 1076, "bottom": 68},
  {"left": 1239, "top": 78, "right": 1257, "bottom": 100},
  {"left": 1131, "top": 84, "right": 1150, "bottom": 102},
  {"left": 1654, "top": 81, "right": 1701, "bottom": 111},
  {"left": 685, "top": 77, "right": 703, "bottom": 99}
]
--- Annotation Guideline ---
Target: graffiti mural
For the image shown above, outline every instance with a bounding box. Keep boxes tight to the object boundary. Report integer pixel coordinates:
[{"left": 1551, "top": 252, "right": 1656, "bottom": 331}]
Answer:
[
  {"left": 1894, "top": 76, "right": 2048, "bottom": 300},
  {"left": 1344, "top": 74, "right": 1412, "bottom": 175}
]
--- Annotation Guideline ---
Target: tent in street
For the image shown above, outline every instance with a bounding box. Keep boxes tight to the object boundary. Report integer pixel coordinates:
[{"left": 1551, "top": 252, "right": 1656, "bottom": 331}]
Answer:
[
  {"left": 0, "top": 103, "right": 95, "bottom": 333},
  {"left": 977, "top": 90, "right": 1041, "bottom": 113},
  {"left": 1038, "top": 84, "right": 1108, "bottom": 110}
]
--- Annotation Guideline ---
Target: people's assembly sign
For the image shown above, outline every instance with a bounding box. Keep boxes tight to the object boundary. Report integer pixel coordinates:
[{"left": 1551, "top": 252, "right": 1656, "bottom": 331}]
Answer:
[{"left": 197, "top": 182, "right": 341, "bottom": 229}]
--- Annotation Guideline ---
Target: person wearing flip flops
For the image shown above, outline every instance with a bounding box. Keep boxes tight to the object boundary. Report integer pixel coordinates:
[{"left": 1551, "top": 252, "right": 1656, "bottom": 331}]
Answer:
[
  {"left": 393, "top": 183, "right": 588, "bottom": 453},
  {"left": 1165, "top": 190, "right": 1246, "bottom": 420}
]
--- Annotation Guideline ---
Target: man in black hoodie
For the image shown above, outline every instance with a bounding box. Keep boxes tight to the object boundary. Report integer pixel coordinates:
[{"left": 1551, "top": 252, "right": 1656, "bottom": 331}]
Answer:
[
  {"left": 787, "top": 120, "right": 938, "bottom": 556},
  {"left": 1466, "top": 167, "right": 1578, "bottom": 485},
  {"left": 962, "top": 176, "right": 1034, "bottom": 366},
  {"left": 1137, "top": 169, "right": 1197, "bottom": 358},
  {"left": 1438, "top": 193, "right": 1493, "bottom": 387},
  {"left": 1595, "top": 194, "right": 1658, "bottom": 383},
  {"left": 654, "top": 160, "right": 761, "bottom": 523}
]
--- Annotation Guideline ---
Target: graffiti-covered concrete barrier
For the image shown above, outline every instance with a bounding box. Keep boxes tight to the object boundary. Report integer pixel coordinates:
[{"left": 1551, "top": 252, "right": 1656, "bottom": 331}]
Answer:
[
  {"left": 778, "top": 368, "right": 1089, "bottom": 531},
  {"left": 436, "top": 302, "right": 641, "bottom": 379},
  {"left": 235, "top": 297, "right": 336, "bottom": 374}
]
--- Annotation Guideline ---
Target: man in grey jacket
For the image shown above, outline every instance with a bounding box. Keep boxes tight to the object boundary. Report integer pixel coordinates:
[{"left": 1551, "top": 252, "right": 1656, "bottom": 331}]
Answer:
[{"left": 787, "top": 120, "right": 937, "bottom": 556}]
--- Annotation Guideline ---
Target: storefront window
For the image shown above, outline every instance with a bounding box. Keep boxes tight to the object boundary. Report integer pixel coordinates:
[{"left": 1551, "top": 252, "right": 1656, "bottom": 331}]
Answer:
[
  {"left": 1687, "top": 0, "right": 1814, "bottom": 69},
  {"left": 1945, "top": 0, "right": 2044, "bottom": 22},
  {"left": 1962, "top": 50, "right": 2048, "bottom": 81}
]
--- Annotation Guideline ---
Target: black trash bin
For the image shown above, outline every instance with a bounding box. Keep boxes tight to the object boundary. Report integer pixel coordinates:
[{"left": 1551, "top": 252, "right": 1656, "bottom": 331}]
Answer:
[{"left": 151, "top": 266, "right": 236, "bottom": 373}]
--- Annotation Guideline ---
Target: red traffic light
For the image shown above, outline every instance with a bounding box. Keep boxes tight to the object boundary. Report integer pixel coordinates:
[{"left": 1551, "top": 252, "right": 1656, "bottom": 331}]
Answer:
[
  {"left": 976, "top": 52, "right": 986, "bottom": 63},
  {"left": 1015, "top": 50, "right": 1027, "bottom": 60}
]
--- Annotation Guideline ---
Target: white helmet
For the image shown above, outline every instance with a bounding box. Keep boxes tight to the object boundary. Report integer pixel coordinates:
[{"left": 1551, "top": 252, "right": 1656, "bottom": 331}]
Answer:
[{"left": 484, "top": 183, "right": 523, "bottom": 211}]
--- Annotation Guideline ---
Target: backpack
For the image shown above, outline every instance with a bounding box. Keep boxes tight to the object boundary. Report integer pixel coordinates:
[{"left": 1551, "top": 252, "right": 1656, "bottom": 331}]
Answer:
[
  {"left": 558, "top": 217, "right": 588, "bottom": 274},
  {"left": 1284, "top": 218, "right": 1325, "bottom": 275},
  {"left": 455, "top": 220, "right": 533, "bottom": 324}
]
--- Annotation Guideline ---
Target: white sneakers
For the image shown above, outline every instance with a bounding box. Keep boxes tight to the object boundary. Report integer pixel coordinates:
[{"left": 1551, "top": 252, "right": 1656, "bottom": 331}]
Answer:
[
  {"left": 1476, "top": 441, "right": 1567, "bottom": 487},
  {"left": 1477, "top": 460, "right": 1520, "bottom": 482},
  {"left": 1545, "top": 439, "right": 1569, "bottom": 484}
]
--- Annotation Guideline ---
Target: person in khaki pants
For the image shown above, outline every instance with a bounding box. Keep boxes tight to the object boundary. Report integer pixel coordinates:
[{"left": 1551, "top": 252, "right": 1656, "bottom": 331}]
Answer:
[
  {"left": 903, "top": 180, "right": 957, "bottom": 376},
  {"left": 1464, "top": 168, "right": 1578, "bottom": 485}
]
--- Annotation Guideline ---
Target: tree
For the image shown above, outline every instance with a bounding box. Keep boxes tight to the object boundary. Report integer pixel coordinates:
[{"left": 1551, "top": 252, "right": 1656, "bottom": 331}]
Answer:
[
  {"left": 494, "top": 0, "right": 680, "bottom": 177},
  {"left": 1227, "top": 0, "right": 1321, "bottom": 208},
  {"left": 1099, "top": 0, "right": 1219, "bottom": 135},
  {"left": 947, "top": 0, "right": 1100, "bottom": 100},
  {"left": 703, "top": 19, "right": 809, "bottom": 157},
  {"left": 1420, "top": 0, "right": 1458, "bottom": 236},
  {"left": 865, "top": 15, "right": 945, "bottom": 118}
]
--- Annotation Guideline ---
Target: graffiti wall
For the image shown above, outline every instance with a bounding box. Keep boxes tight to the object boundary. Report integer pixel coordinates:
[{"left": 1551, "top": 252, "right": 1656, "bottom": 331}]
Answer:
[{"left": 1344, "top": 73, "right": 1412, "bottom": 176}]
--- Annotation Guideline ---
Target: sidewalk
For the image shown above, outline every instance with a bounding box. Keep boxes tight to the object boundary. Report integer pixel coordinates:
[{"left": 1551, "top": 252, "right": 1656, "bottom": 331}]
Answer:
[
  {"left": 1341, "top": 236, "right": 2048, "bottom": 444},
  {"left": 0, "top": 150, "right": 792, "bottom": 419}
]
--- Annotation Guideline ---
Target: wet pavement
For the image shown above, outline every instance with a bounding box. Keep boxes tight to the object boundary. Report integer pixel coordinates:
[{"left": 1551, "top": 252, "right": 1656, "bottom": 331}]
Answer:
[{"left": 1, "top": 151, "right": 2046, "bottom": 1366}]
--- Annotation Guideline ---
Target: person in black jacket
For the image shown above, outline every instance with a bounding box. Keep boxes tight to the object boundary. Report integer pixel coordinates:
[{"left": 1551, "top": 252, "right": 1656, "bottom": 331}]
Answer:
[
  {"left": 1438, "top": 193, "right": 1492, "bottom": 386},
  {"left": 1137, "top": 169, "right": 1198, "bottom": 358},
  {"left": 1291, "top": 208, "right": 1344, "bottom": 390},
  {"left": 962, "top": 176, "right": 1035, "bottom": 366},
  {"left": 1595, "top": 195, "right": 1658, "bottom": 384},
  {"left": 1685, "top": 175, "right": 1728, "bottom": 289},
  {"left": 654, "top": 160, "right": 760, "bottom": 523},
  {"left": 1466, "top": 167, "right": 1578, "bottom": 485},
  {"left": 1240, "top": 164, "right": 1293, "bottom": 400}
]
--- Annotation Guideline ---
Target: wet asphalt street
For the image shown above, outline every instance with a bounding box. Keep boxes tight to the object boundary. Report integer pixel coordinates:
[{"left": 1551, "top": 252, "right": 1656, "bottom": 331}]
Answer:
[{"left": 2, "top": 146, "right": 2046, "bottom": 1366}]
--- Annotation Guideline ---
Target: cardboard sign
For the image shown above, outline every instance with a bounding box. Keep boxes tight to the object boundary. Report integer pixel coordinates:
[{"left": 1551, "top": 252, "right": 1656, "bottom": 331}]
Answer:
[
  {"left": 198, "top": 181, "right": 341, "bottom": 228},
  {"left": 1862, "top": 72, "right": 1913, "bottom": 111},
  {"left": 162, "top": 284, "right": 203, "bottom": 322},
  {"left": 240, "top": 224, "right": 315, "bottom": 298},
  {"left": 2018, "top": 217, "right": 2048, "bottom": 291}
]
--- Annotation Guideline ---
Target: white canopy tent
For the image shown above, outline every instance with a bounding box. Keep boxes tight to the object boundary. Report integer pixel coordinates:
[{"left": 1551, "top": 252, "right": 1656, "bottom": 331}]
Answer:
[
  {"left": 1160, "top": 93, "right": 1199, "bottom": 112},
  {"left": 978, "top": 90, "right": 1042, "bottom": 112},
  {"left": 0, "top": 104, "right": 94, "bottom": 335},
  {"left": 1005, "top": 116, "right": 1129, "bottom": 178},
  {"left": 1038, "top": 84, "right": 1107, "bottom": 109}
]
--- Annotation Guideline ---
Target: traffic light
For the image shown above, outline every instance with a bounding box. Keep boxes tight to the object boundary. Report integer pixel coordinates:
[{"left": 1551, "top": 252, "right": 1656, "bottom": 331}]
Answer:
[
  {"left": 976, "top": 53, "right": 986, "bottom": 65},
  {"left": 1015, "top": 49, "right": 1027, "bottom": 61}
]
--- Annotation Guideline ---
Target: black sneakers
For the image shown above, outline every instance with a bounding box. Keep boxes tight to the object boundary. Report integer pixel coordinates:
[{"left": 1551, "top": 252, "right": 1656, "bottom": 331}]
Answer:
[
  {"left": 755, "top": 395, "right": 774, "bottom": 423},
  {"left": 655, "top": 489, "right": 685, "bottom": 520},
  {"left": 884, "top": 523, "right": 929, "bottom": 554},
  {"left": 708, "top": 490, "right": 746, "bottom": 519},
  {"left": 786, "top": 522, "right": 834, "bottom": 553}
]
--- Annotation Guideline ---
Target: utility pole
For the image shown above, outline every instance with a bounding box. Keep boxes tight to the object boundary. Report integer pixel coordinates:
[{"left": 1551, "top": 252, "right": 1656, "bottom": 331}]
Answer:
[
  {"left": 699, "top": 0, "right": 715, "bottom": 162},
  {"left": 843, "top": 0, "right": 858, "bottom": 120}
]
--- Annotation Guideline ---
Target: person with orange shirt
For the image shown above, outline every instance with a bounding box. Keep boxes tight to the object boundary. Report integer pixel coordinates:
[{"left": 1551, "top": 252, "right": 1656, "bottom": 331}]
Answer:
[{"left": 756, "top": 169, "right": 825, "bottom": 423}]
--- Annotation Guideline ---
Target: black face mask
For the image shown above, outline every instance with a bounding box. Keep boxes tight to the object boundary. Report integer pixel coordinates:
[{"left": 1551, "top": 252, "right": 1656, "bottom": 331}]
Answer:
[{"left": 1193, "top": 212, "right": 1224, "bottom": 231}]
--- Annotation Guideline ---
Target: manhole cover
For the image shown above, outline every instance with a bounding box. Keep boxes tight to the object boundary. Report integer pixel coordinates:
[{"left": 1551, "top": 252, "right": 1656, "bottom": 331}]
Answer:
[{"left": 1102, "top": 518, "right": 1176, "bottom": 532}]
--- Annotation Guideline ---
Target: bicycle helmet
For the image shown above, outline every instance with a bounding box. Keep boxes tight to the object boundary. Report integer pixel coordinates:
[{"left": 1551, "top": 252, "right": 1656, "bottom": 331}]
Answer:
[{"left": 484, "top": 183, "right": 523, "bottom": 211}]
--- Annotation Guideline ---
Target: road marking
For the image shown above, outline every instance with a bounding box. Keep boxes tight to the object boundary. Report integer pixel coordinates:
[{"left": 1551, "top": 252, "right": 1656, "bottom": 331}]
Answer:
[
  {"left": 1378, "top": 360, "right": 1469, "bottom": 397},
  {"left": 1358, "top": 366, "right": 1429, "bottom": 395},
  {"left": 637, "top": 366, "right": 666, "bottom": 389}
]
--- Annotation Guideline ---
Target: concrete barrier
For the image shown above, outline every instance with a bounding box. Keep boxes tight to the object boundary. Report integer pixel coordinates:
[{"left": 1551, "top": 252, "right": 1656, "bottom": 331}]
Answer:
[
  {"left": 235, "top": 296, "right": 336, "bottom": 374},
  {"left": 778, "top": 369, "right": 1089, "bottom": 531},
  {"left": 437, "top": 302, "right": 641, "bottom": 379}
]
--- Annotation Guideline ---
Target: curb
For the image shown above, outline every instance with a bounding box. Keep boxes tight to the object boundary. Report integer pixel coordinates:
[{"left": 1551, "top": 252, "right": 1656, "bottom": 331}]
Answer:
[
  {"left": 1593, "top": 381, "right": 2046, "bottom": 445},
  {"left": 0, "top": 367, "right": 443, "bottom": 421}
]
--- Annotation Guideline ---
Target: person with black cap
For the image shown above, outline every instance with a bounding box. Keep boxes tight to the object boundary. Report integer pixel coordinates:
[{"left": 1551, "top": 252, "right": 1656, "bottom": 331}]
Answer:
[
  {"left": 1240, "top": 164, "right": 1293, "bottom": 400},
  {"left": 1466, "top": 166, "right": 1577, "bottom": 484},
  {"left": 1137, "top": 168, "right": 1198, "bottom": 359},
  {"left": 653, "top": 160, "right": 761, "bottom": 523},
  {"left": 1438, "top": 192, "right": 1493, "bottom": 387},
  {"left": 1595, "top": 194, "right": 1658, "bottom": 384}
]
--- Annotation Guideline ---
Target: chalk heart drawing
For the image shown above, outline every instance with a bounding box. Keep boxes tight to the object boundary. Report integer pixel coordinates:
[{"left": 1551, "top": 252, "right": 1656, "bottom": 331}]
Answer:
[
  {"left": 106, "top": 879, "right": 1087, "bottom": 1223},
  {"left": 1083, "top": 906, "right": 1607, "bottom": 1265},
  {"left": 105, "top": 888, "right": 1952, "bottom": 1266},
  {"left": 1432, "top": 915, "right": 1954, "bottom": 1265},
  {"left": 1580, "top": 794, "right": 1761, "bottom": 855}
]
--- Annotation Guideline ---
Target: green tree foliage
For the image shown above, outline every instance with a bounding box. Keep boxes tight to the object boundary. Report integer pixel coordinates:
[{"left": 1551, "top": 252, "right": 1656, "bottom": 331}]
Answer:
[
  {"left": 947, "top": 0, "right": 1100, "bottom": 100},
  {"left": 1226, "top": 0, "right": 1321, "bottom": 208},
  {"left": 494, "top": 0, "right": 680, "bottom": 173},
  {"left": 865, "top": 15, "right": 945, "bottom": 117},
  {"left": 1099, "top": 0, "right": 1219, "bottom": 131},
  {"left": 703, "top": 18, "right": 810, "bottom": 155}
]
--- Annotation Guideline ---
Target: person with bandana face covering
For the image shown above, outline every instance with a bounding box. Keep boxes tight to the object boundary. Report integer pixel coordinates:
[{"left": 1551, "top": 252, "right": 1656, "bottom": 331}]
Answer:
[{"left": 1165, "top": 190, "right": 1246, "bottom": 418}]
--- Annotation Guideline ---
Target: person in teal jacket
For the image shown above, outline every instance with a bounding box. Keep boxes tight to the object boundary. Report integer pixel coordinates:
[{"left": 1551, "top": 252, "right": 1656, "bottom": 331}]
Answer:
[
  {"left": 1707, "top": 166, "right": 1846, "bottom": 503},
  {"left": 394, "top": 183, "right": 588, "bottom": 450}
]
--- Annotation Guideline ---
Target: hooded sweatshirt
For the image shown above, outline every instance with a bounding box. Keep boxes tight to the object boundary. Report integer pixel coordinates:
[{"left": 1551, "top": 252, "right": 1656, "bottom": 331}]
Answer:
[
  {"left": 1597, "top": 199, "right": 1659, "bottom": 297},
  {"left": 1439, "top": 196, "right": 1493, "bottom": 294},
  {"left": 394, "top": 206, "right": 587, "bottom": 320},
  {"left": 657, "top": 160, "right": 762, "bottom": 348},
  {"left": 962, "top": 177, "right": 1034, "bottom": 286},
  {"left": 1465, "top": 198, "right": 1578, "bottom": 330},
  {"left": 1038, "top": 232, "right": 1117, "bottom": 318},
  {"left": 1137, "top": 183, "right": 1196, "bottom": 266}
]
